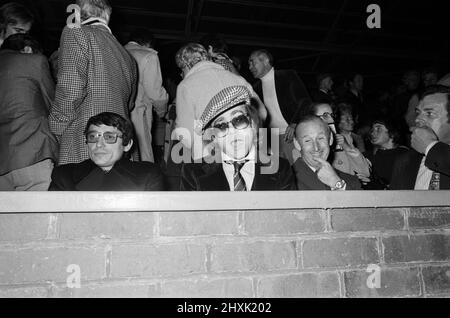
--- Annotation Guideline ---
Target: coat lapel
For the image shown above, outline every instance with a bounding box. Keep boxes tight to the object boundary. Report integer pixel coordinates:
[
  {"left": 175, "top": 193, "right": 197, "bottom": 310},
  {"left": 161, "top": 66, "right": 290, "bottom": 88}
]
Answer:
[{"left": 198, "top": 163, "right": 230, "bottom": 191}]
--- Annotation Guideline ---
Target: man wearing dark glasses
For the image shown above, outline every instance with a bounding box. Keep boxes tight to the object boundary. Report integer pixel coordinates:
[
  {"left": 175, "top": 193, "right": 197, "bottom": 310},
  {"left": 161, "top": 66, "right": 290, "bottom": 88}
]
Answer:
[
  {"left": 180, "top": 86, "right": 296, "bottom": 191},
  {"left": 49, "top": 112, "right": 165, "bottom": 191}
]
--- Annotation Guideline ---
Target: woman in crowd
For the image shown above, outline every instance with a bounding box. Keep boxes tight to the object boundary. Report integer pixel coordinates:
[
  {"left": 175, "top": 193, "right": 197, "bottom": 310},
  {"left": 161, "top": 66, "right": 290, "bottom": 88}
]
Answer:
[{"left": 363, "top": 118, "right": 409, "bottom": 189}]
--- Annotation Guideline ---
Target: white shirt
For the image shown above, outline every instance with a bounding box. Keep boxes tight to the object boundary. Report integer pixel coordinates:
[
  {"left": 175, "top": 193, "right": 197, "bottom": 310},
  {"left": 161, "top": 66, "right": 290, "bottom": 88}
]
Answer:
[
  {"left": 414, "top": 141, "right": 439, "bottom": 190},
  {"left": 261, "top": 67, "right": 288, "bottom": 134},
  {"left": 221, "top": 146, "right": 256, "bottom": 191}
]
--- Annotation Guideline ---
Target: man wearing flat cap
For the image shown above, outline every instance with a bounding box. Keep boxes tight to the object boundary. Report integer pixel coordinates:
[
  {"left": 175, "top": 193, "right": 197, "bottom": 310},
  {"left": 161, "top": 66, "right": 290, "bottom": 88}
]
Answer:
[{"left": 180, "top": 85, "right": 296, "bottom": 191}]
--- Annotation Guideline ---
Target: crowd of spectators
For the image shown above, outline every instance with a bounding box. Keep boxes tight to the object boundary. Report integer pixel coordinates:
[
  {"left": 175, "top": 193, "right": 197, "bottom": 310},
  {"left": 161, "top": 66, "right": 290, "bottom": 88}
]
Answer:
[{"left": 1, "top": 0, "right": 449, "bottom": 192}]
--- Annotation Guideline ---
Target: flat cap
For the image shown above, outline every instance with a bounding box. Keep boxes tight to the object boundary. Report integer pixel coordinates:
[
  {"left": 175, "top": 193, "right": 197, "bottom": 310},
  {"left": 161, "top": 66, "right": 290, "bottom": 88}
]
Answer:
[{"left": 199, "top": 85, "right": 251, "bottom": 131}]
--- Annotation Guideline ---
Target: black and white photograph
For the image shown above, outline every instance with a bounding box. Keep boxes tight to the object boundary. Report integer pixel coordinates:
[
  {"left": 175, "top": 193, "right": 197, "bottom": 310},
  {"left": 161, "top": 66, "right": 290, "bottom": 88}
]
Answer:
[{"left": 0, "top": 0, "right": 449, "bottom": 304}]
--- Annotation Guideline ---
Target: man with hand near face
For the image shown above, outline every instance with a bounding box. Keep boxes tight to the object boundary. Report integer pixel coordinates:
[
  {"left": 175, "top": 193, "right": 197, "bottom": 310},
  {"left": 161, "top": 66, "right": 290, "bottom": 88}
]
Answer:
[
  {"left": 292, "top": 115, "right": 361, "bottom": 190},
  {"left": 49, "top": 112, "right": 165, "bottom": 191},
  {"left": 391, "top": 85, "right": 450, "bottom": 189}
]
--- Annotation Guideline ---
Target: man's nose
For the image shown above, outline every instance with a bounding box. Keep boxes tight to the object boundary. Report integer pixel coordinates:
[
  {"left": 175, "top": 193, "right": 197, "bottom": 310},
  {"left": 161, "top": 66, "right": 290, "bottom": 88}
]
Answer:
[
  {"left": 95, "top": 136, "right": 106, "bottom": 147},
  {"left": 313, "top": 140, "right": 320, "bottom": 152}
]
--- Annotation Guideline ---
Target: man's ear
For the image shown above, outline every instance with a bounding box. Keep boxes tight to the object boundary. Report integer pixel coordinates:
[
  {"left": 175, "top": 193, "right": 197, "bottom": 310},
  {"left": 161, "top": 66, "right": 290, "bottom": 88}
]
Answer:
[
  {"left": 124, "top": 139, "right": 133, "bottom": 152},
  {"left": 21, "top": 46, "right": 33, "bottom": 54}
]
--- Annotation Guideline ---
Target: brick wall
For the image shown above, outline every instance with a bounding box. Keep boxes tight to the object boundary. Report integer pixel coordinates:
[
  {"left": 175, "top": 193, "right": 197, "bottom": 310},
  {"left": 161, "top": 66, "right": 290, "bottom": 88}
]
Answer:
[{"left": 0, "top": 206, "right": 449, "bottom": 298}]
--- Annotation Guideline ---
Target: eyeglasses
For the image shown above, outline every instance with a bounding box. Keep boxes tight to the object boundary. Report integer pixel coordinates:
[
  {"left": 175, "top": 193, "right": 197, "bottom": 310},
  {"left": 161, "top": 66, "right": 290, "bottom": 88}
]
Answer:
[
  {"left": 211, "top": 114, "right": 251, "bottom": 138},
  {"left": 86, "top": 131, "right": 123, "bottom": 144},
  {"left": 317, "top": 112, "right": 335, "bottom": 120}
]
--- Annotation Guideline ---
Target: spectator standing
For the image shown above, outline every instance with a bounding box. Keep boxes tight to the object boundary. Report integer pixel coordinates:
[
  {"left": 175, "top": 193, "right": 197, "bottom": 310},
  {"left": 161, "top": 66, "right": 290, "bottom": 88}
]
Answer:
[
  {"left": 125, "top": 28, "right": 169, "bottom": 162},
  {"left": 0, "top": 34, "right": 58, "bottom": 190},
  {"left": 49, "top": 0, "right": 137, "bottom": 165}
]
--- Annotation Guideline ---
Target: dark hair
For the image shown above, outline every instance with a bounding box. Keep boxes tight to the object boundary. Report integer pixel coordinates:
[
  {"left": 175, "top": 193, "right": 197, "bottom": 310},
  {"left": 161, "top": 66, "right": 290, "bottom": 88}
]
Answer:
[
  {"left": 200, "top": 33, "right": 229, "bottom": 54},
  {"left": 250, "top": 49, "right": 274, "bottom": 66},
  {"left": 421, "top": 84, "right": 450, "bottom": 121},
  {"left": 84, "top": 112, "right": 134, "bottom": 146},
  {"left": 422, "top": 66, "right": 438, "bottom": 77},
  {"left": 129, "top": 28, "right": 154, "bottom": 47},
  {"left": 0, "top": 2, "right": 34, "bottom": 35},
  {"left": 371, "top": 118, "right": 402, "bottom": 146},
  {"left": 0, "top": 33, "right": 42, "bottom": 53},
  {"left": 335, "top": 102, "right": 354, "bottom": 126},
  {"left": 316, "top": 73, "right": 332, "bottom": 86}
]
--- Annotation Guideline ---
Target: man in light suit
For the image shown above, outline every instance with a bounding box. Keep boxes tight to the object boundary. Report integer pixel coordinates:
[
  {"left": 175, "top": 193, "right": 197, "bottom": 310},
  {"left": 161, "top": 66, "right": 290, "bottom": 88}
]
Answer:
[
  {"left": 391, "top": 85, "right": 450, "bottom": 190},
  {"left": 0, "top": 34, "right": 58, "bottom": 190},
  {"left": 49, "top": 0, "right": 137, "bottom": 165},
  {"left": 249, "top": 49, "right": 311, "bottom": 165},
  {"left": 125, "top": 28, "right": 168, "bottom": 162}
]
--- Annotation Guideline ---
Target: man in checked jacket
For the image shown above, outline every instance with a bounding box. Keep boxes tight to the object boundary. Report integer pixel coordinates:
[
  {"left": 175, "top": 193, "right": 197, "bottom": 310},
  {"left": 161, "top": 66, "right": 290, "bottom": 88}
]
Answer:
[{"left": 49, "top": 0, "right": 137, "bottom": 165}]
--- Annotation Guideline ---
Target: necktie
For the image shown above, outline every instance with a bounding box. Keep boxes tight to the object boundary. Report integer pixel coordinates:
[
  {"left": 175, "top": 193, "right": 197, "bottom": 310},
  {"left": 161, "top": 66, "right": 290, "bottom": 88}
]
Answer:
[
  {"left": 429, "top": 171, "right": 440, "bottom": 190},
  {"left": 233, "top": 161, "right": 247, "bottom": 191}
]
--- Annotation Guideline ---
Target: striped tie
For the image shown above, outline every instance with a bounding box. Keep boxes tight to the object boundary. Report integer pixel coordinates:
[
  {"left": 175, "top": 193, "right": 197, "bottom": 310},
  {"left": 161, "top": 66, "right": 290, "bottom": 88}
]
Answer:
[
  {"left": 429, "top": 171, "right": 440, "bottom": 190},
  {"left": 233, "top": 161, "right": 247, "bottom": 191}
]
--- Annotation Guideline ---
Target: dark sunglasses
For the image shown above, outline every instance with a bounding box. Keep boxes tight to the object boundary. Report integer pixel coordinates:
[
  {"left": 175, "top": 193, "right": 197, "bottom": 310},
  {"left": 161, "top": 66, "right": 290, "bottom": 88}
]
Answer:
[{"left": 212, "top": 114, "right": 251, "bottom": 137}]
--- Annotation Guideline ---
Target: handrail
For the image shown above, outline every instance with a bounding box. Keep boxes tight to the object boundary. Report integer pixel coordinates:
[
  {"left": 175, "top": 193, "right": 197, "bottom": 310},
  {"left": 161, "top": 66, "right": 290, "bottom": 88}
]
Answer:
[{"left": 1, "top": 191, "right": 450, "bottom": 213}]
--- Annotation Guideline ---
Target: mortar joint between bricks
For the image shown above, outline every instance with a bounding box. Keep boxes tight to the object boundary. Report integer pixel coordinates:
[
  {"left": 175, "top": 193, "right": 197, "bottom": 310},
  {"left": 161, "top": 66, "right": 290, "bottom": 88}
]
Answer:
[
  {"left": 418, "top": 265, "right": 426, "bottom": 298},
  {"left": 377, "top": 236, "right": 385, "bottom": 264},
  {"left": 403, "top": 208, "right": 410, "bottom": 231},
  {"left": 325, "top": 208, "right": 332, "bottom": 233}
]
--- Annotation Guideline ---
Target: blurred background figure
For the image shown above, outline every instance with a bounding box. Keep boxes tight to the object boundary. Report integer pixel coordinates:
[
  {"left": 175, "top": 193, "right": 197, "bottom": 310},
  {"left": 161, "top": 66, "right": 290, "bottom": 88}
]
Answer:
[
  {"left": 125, "top": 28, "right": 169, "bottom": 163},
  {"left": 0, "top": 34, "right": 58, "bottom": 190},
  {"left": 0, "top": 2, "right": 34, "bottom": 47},
  {"left": 200, "top": 33, "right": 239, "bottom": 75}
]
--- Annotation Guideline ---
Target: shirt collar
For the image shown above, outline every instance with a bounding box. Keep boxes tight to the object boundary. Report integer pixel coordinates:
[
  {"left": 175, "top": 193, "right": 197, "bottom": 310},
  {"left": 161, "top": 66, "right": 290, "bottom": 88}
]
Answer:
[
  {"left": 260, "top": 67, "right": 274, "bottom": 82},
  {"left": 82, "top": 17, "right": 112, "bottom": 34},
  {"left": 221, "top": 145, "right": 257, "bottom": 164}
]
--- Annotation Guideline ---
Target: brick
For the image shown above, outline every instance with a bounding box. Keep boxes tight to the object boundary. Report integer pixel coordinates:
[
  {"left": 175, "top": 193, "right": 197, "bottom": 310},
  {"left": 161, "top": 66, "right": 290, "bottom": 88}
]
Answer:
[
  {"left": 210, "top": 241, "right": 296, "bottom": 273},
  {"left": 162, "top": 277, "right": 253, "bottom": 297},
  {"left": 257, "top": 272, "right": 340, "bottom": 297},
  {"left": 423, "top": 265, "right": 450, "bottom": 295},
  {"left": 59, "top": 213, "right": 155, "bottom": 240},
  {"left": 0, "top": 214, "right": 50, "bottom": 242},
  {"left": 0, "top": 286, "right": 48, "bottom": 298},
  {"left": 409, "top": 208, "right": 450, "bottom": 229},
  {"left": 111, "top": 243, "right": 206, "bottom": 278},
  {"left": 383, "top": 234, "right": 450, "bottom": 263},
  {"left": 344, "top": 267, "right": 420, "bottom": 297},
  {"left": 159, "top": 212, "right": 238, "bottom": 236},
  {"left": 0, "top": 246, "right": 105, "bottom": 284},
  {"left": 244, "top": 210, "right": 325, "bottom": 235},
  {"left": 331, "top": 208, "right": 404, "bottom": 232},
  {"left": 302, "top": 237, "right": 379, "bottom": 269},
  {"left": 53, "top": 283, "right": 156, "bottom": 298}
]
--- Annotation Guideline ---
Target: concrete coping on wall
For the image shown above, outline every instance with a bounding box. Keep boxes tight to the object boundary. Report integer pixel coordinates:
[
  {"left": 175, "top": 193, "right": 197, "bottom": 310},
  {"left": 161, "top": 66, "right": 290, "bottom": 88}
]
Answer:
[{"left": 1, "top": 191, "right": 450, "bottom": 213}]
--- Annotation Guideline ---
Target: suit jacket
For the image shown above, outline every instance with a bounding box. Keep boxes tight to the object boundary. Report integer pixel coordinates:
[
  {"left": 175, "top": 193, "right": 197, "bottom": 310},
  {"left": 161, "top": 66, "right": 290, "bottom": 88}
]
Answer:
[
  {"left": 49, "top": 157, "right": 165, "bottom": 191},
  {"left": 390, "top": 146, "right": 450, "bottom": 190},
  {"left": 293, "top": 158, "right": 362, "bottom": 190},
  {"left": 180, "top": 157, "right": 296, "bottom": 191},
  {"left": 426, "top": 142, "right": 450, "bottom": 176},
  {"left": 49, "top": 23, "right": 138, "bottom": 165},
  {"left": 253, "top": 69, "right": 311, "bottom": 124},
  {"left": 0, "top": 50, "right": 58, "bottom": 175}
]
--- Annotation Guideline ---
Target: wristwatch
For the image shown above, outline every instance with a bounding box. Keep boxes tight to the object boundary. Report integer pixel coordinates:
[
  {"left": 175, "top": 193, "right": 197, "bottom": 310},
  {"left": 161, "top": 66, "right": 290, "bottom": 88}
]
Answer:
[{"left": 332, "top": 179, "right": 346, "bottom": 191}]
